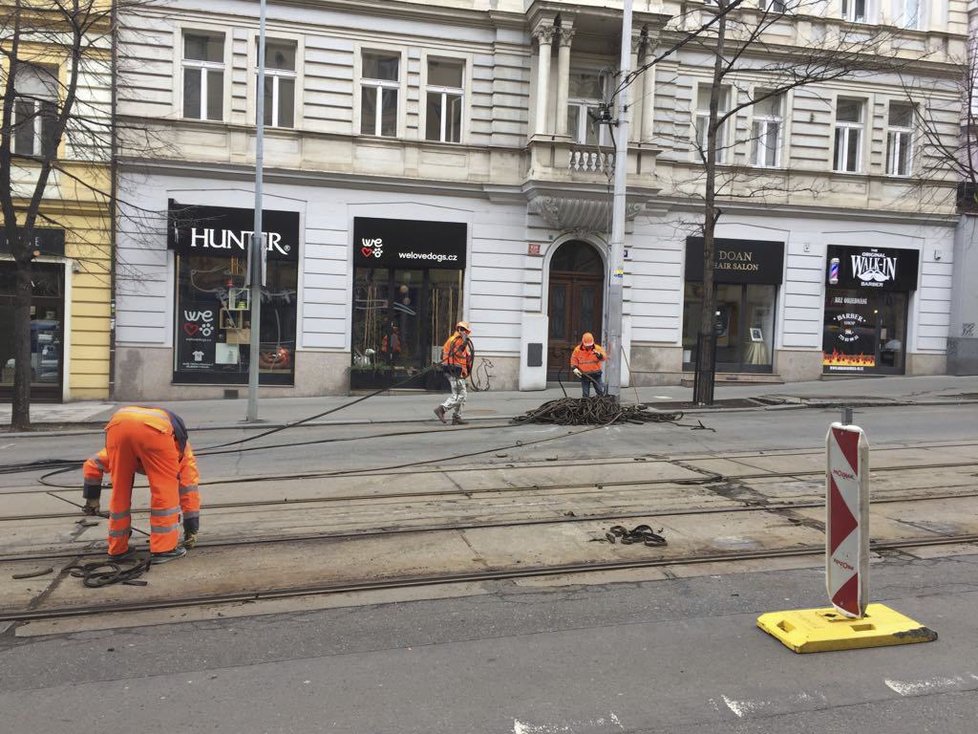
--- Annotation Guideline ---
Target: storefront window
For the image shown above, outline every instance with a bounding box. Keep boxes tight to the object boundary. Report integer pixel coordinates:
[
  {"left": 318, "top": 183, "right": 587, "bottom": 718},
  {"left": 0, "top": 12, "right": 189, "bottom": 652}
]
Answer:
[
  {"left": 0, "top": 261, "right": 65, "bottom": 400},
  {"left": 351, "top": 217, "right": 466, "bottom": 390},
  {"left": 169, "top": 203, "right": 300, "bottom": 385},
  {"left": 682, "top": 238, "right": 783, "bottom": 373},
  {"left": 822, "top": 246, "right": 917, "bottom": 375}
]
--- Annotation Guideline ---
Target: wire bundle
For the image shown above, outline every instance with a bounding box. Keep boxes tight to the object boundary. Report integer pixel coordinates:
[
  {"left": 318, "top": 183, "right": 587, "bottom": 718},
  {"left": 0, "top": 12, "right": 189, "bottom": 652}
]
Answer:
[{"left": 511, "top": 396, "right": 683, "bottom": 426}]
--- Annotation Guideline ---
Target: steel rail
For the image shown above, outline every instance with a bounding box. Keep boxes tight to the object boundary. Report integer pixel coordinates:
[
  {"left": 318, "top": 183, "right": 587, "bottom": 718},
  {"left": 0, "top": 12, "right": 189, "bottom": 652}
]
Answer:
[
  {"left": 2, "top": 532, "right": 977, "bottom": 623},
  {"left": 3, "top": 484, "right": 978, "bottom": 564},
  {"left": 2, "top": 459, "right": 976, "bottom": 522}
]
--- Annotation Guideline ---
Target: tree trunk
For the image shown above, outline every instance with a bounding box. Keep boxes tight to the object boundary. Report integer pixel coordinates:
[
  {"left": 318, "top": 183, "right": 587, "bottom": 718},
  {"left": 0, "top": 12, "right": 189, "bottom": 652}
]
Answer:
[
  {"left": 693, "top": 11, "right": 727, "bottom": 406},
  {"left": 11, "top": 254, "right": 33, "bottom": 430}
]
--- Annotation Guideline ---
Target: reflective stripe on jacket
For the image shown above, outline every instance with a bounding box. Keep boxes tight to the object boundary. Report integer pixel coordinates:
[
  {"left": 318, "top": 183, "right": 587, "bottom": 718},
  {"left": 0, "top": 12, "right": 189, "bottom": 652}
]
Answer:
[{"left": 570, "top": 344, "right": 606, "bottom": 373}]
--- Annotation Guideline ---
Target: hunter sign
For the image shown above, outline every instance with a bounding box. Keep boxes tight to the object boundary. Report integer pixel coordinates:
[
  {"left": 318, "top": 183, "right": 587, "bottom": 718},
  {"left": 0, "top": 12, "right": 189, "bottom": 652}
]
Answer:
[
  {"left": 825, "top": 245, "right": 919, "bottom": 292},
  {"left": 168, "top": 202, "right": 300, "bottom": 262}
]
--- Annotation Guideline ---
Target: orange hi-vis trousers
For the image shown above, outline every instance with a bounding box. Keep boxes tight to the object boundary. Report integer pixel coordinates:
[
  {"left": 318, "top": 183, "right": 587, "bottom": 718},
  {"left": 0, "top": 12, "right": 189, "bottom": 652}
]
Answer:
[{"left": 105, "top": 411, "right": 182, "bottom": 556}]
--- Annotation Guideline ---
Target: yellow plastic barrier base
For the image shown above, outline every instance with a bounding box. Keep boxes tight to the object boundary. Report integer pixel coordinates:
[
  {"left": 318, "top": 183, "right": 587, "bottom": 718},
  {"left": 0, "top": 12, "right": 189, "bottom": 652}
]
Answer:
[{"left": 757, "top": 603, "right": 938, "bottom": 654}]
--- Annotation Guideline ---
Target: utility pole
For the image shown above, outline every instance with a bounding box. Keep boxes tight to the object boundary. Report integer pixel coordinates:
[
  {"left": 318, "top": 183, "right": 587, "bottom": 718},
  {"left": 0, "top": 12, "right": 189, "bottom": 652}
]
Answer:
[
  {"left": 605, "top": 0, "right": 633, "bottom": 399},
  {"left": 246, "top": 0, "right": 267, "bottom": 422}
]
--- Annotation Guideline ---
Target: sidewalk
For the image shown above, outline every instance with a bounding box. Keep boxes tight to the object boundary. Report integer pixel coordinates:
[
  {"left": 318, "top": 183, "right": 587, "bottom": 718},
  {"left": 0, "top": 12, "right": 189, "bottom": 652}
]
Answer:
[{"left": 1, "top": 374, "right": 976, "bottom": 435}]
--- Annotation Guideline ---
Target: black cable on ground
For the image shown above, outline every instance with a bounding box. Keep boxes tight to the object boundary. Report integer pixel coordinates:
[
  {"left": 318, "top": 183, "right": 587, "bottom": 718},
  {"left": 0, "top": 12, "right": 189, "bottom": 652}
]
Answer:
[
  {"left": 197, "top": 365, "right": 440, "bottom": 453},
  {"left": 66, "top": 555, "right": 151, "bottom": 588},
  {"left": 512, "top": 395, "right": 684, "bottom": 426}
]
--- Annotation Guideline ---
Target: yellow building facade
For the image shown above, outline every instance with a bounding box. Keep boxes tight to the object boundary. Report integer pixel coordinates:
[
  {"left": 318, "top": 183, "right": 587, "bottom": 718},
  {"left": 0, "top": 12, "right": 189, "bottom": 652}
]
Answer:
[{"left": 0, "top": 18, "right": 113, "bottom": 403}]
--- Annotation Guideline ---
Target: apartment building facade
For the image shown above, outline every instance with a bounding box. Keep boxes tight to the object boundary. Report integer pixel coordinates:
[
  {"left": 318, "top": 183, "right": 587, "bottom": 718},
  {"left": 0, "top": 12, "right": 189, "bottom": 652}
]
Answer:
[
  {"left": 0, "top": 4, "right": 115, "bottom": 403},
  {"left": 112, "top": 0, "right": 968, "bottom": 399}
]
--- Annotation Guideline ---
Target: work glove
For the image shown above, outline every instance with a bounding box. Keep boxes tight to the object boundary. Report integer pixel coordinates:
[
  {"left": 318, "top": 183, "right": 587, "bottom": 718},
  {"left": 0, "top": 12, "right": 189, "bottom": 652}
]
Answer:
[
  {"left": 573, "top": 368, "right": 582, "bottom": 378},
  {"left": 82, "top": 498, "right": 100, "bottom": 516}
]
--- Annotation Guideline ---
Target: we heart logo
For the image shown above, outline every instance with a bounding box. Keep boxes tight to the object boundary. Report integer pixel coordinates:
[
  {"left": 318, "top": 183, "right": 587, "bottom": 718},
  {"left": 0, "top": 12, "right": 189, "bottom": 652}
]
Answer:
[
  {"left": 361, "top": 246, "right": 374, "bottom": 258},
  {"left": 183, "top": 322, "right": 200, "bottom": 336}
]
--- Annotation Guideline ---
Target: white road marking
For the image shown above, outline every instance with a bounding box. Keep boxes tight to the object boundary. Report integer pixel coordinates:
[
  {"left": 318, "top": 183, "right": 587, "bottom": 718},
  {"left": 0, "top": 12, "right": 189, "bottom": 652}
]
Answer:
[
  {"left": 513, "top": 712, "right": 624, "bottom": 733},
  {"left": 719, "top": 691, "right": 824, "bottom": 719},
  {"left": 652, "top": 396, "right": 672, "bottom": 400},
  {"left": 0, "top": 443, "right": 14, "bottom": 450},
  {"left": 884, "top": 676, "right": 972, "bottom": 696}
]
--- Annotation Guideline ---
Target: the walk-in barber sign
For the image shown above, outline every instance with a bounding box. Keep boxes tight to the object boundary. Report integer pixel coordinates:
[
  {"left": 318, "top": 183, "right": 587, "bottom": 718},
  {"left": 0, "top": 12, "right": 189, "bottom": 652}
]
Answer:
[{"left": 826, "top": 423, "right": 870, "bottom": 618}]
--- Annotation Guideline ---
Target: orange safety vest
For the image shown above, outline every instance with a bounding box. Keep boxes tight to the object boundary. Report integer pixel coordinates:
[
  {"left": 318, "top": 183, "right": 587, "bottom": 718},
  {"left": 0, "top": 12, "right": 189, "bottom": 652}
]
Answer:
[
  {"left": 442, "top": 332, "right": 474, "bottom": 378},
  {"left": 570, "top": 344, "right": 606, "bottom": 374}
]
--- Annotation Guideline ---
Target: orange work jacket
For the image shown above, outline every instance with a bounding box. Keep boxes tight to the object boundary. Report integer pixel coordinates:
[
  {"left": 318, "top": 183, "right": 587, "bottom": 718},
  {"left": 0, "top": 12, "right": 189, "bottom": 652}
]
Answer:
[
  {"left": 570, "top": 344, "right": 606, "bottom": 374},
  {"left": 442, "top": 332, "right": 474, "bottom": 378}
]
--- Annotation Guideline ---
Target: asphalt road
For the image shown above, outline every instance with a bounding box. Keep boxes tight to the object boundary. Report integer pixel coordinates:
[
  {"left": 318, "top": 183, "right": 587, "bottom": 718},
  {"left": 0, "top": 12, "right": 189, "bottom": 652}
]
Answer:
[
  {"left": 1, "top": 402, "right": 975, "bottom": 491},
  {"left": 1, "top": 551, "right": 976, "bottom": 733},
  {"left": 1, "top": 402, "right": 977, "bottom": 733}
]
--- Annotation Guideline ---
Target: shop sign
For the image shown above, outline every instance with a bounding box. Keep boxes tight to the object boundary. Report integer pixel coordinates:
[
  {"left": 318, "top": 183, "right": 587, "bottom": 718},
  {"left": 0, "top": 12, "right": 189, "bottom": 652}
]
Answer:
[
  {"left": 168, "top": 202, "right": 300, "bottom": 262},
  {"left": 685, "top": 237, "right": 784, "bottom": 285},
  {"left": 353, "top": 217, "right": 466, "bottom": 270},
  {"left": 0, "top": 228, "right": 65, "bottom": 257},
  {"left": 176, "top": 303, "right": 217, "bottom": 371},
  {"left": 822, "top": 293, "right": 877, "bottom": 372},
  {"left": 826, "top": 245, "right": 919, "bottom": 292}
]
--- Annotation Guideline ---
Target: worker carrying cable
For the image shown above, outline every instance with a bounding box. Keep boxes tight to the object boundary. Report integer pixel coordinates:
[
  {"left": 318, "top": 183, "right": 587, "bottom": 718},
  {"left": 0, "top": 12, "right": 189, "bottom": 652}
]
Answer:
[
  {"left": 435, "top": 320, "right": 474, "bottom": 426},
  {"left": 81, "top": 406, "right": 201, "bottom": 564},
  {"left": 570, "top": 332, "right": 607, "bottom": 398}
]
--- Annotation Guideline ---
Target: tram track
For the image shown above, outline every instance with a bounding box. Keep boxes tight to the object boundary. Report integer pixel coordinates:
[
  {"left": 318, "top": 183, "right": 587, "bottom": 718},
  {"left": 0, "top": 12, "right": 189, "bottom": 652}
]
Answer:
[
  {"left": 2, "top": 457, "right": 976, "bottom": 523},
  {"left": 4, "top": 473, "right": 977, "bottom": 564},
  {"left": 2, "top": 531, "right": 977, "bottom": 624}
]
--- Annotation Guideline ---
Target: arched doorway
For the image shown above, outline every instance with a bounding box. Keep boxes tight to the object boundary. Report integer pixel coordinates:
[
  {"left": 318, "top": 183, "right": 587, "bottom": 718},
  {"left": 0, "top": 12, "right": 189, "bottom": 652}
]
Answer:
[{"left": 547, "top": 240, "right": 604, "bottom": 381}]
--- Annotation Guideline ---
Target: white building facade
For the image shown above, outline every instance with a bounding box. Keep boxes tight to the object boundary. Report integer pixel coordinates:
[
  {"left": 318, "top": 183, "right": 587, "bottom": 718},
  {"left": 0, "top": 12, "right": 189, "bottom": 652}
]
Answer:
[{"left": 113, "top": 0, "right": 969, "bottom": 400}]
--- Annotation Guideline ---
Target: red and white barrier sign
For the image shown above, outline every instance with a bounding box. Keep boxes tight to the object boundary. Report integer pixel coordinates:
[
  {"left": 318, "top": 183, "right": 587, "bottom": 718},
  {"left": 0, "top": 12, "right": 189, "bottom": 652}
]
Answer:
[{"left": 825, "top": 423, "right": 870, "bottom": 618}]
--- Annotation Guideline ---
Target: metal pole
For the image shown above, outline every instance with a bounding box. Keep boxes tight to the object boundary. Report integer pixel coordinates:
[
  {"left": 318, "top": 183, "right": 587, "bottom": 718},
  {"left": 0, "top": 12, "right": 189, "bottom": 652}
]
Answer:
[
  {"left": 605, "top": 0, "right": 632, "bottom": 399},
  {"left": 246, "top": 0, "right": 267, "bottom": 422}
]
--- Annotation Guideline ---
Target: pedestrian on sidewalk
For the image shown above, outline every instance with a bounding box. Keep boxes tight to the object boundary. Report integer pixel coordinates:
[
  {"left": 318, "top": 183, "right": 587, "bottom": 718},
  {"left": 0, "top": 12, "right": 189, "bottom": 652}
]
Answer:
[
  {"left": 81, "top": 406, "right": 201, "bottom": 564},
  {"left": 435, "top": 321, "right": 474, "bottom": 426},
  {"left": 570, "top": 332, "right": 607, "bottom": 398}
]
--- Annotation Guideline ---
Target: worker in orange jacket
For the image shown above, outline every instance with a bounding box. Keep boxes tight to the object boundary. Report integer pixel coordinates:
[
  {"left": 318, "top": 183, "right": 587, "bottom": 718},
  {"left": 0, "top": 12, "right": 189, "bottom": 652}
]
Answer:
[
  {"left": 435, "top": 321, "right": 474, "bottom": 425},
  {"left": 82, "top": 406, "right": 201, "bottom": 563},
  {"left": 570, "top": 332, "right": 607, "bottom": 397}
]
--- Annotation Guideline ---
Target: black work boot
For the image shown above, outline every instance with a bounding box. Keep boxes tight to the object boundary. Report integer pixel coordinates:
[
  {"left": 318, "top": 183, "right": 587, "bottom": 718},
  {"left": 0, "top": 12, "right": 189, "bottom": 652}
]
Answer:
[
  {"left": 452, "top": 414, "right": 468, "bottom": 425},
  {"left": 151, "top": 546, "right": 188, "bottom": 565},
  {"left": 434, "top": 406, "right": 448, "bottom": 424}
]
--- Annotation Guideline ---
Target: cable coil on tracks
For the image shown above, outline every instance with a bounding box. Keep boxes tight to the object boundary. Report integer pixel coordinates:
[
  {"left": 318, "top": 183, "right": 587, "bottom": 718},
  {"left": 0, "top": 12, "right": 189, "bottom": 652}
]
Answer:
[{"left": 511, "top": 395, "right": 684, "bottom": 426}]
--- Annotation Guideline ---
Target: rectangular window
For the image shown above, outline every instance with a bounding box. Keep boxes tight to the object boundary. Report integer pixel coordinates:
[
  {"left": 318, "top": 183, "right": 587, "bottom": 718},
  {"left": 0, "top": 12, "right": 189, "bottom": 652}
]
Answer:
[
  {"left": 169, "top": 204, "right": 299, "bottom": 385},
  {"left": 183, "top": 32, "right": 224, "bottom": 120},
  {"left": 886, "top": 102, "right": 913, "bottom": 177},
  {"left": 841, "top": 0, "right": 866, "bottom": 22},
  {"left": 695, "top": 85, "right": 729, "bottom": 163},
  {"left": 760, "top": 0, "right": 789, "bottom": 12},
  {"left": 751, "top": 92, "right": 783, "bottom": 168},
  {"left": 900, "top": 0, "right": 920, "bottom": 28},
  {"left": 833, "top": 97, "right": 864, "bottom": 173},
  {"left": 425, "top": 58, "right": 464, "bottom": 143},
  {"left": 566, "top": 71, "right": 610, "bottom": 146},
  {"left": 360, "top": 51, "right": 399, "bottom": 137},
  {"left": 12, "top": 63, "right": 59, "bottom": 157},
  {"left": 258, "top": 39, "right": 297, "bottom": 128}
]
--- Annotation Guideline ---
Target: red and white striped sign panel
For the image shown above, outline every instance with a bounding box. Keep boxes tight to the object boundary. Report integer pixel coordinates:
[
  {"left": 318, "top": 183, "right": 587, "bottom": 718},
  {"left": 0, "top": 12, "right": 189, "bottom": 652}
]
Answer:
[{"left": 826, "top": 423, "right": 870, "bottom": 619}]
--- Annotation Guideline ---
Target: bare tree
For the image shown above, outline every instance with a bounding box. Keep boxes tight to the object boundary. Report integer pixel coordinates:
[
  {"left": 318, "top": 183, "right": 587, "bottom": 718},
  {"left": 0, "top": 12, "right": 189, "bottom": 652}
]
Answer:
[
  {"left": 0, "top": 0, "right": 149, "bottom": 429},
  {"left": 613, "top": 2, "right": 930, "bottom": 404},
  {"left": 899, "top": 33, "right": 978, "bottom": 213}
]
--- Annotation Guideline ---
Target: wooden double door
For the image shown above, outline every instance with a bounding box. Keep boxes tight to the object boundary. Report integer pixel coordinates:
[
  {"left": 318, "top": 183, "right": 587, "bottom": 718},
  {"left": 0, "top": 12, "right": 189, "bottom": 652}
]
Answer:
[{"left": 547, "top": 242, "right": 604, "bottom": 381}]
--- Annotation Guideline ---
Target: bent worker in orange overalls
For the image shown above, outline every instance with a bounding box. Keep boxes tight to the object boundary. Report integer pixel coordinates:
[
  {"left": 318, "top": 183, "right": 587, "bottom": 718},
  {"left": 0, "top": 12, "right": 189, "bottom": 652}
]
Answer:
[{"left": 82, "top": 406, "right": 201, "bottom": 564}]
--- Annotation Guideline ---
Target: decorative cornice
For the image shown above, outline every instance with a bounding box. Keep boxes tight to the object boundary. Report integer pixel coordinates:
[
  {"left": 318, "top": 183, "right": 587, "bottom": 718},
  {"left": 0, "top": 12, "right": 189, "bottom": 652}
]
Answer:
[{"left": 527, "top": 194, "right": 647, "bottom": 232}]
